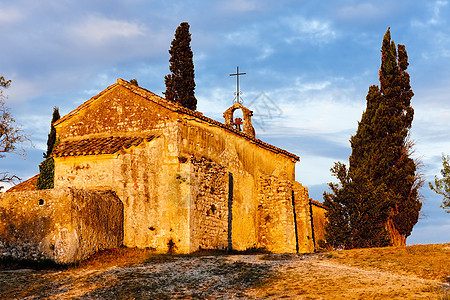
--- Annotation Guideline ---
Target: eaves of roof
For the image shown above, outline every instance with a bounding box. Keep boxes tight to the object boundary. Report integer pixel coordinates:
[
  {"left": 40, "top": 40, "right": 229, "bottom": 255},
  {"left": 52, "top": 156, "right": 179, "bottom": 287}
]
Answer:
[{"left": 53, "top": 135, "right": 156, "bottom": 157}]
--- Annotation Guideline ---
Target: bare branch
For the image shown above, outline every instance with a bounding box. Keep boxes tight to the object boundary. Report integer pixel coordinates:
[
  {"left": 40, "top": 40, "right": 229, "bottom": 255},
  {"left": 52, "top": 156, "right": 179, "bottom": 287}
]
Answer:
[
  {"left": 0, "top": 172, "right": 20, "bottom": 184},
  {"left": 0, "top": 79, "right": 30, "bottom": 184}
]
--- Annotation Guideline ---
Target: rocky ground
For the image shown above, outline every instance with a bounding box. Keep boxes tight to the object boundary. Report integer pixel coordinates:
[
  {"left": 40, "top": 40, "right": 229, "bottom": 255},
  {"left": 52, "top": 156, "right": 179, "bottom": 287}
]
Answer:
[{"left": 0, "top": 244, "right": 449, "bottom": 299}]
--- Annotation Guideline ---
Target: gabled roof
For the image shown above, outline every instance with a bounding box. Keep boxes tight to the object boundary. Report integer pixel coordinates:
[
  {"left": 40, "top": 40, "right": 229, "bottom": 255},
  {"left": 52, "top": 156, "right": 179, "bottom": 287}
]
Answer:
[
  {"left": 6, "top": 175, "right": 38, "bottom": 192},
  {"left": 54, "top": 79, "right": 299, "bottom": 161},
  {"left": 53, "top": 135, "right": 156, "bottom": 157}
]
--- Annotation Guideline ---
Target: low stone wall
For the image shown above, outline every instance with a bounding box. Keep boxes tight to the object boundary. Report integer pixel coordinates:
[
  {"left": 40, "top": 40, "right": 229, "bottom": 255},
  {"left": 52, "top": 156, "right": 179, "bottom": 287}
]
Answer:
[{"left": 0, "top": 188, "right": 123, "bottom": 264}]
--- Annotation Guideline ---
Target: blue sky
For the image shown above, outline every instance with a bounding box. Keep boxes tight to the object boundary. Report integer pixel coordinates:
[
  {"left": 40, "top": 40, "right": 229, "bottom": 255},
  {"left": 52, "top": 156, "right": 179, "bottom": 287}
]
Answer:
[{"left": 1, "top": 0, "right": 449, "bottom": 245}]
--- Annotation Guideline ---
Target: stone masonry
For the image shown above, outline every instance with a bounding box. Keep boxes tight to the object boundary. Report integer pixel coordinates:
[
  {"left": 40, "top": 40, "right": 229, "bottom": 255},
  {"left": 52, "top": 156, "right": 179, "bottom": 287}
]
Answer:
[
  {"left": 0, "top": 188, "right": 123, "bottom": 263},
  {"left": 190, "top": 156, "right": 228, "bottom": 251},
  {"left": 1, "top": 78, "right": 322, "bottom": 261}
]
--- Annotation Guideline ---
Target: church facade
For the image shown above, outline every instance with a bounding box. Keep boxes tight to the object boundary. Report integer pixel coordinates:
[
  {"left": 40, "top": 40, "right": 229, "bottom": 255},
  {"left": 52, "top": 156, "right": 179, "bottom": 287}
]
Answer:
[{"left": 1, "top": 79, "right": 317, "bottom": 262}]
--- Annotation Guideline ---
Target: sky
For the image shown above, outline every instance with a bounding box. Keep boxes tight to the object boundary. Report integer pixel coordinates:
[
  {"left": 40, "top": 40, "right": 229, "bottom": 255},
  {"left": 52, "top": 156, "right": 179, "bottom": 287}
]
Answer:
[{"left": 1, "top": 0, "right": 449, "bottom": 245}]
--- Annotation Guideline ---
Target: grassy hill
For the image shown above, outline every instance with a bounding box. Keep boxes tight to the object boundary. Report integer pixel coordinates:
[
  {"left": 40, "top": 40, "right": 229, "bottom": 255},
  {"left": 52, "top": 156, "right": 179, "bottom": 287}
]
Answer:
[{"left": 1, "top": 243, "right": 449, "bottom": 299}]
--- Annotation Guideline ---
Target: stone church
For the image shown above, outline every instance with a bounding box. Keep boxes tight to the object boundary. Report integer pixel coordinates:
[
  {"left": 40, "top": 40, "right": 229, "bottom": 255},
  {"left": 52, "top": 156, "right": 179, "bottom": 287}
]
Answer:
[{"left": 0, "top": 79, "right": 323, "bottom": 263}]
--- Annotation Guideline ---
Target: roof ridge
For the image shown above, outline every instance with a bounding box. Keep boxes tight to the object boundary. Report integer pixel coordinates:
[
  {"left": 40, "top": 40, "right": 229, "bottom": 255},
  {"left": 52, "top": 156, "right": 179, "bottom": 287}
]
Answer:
[
  {"left": 53, "top": 81, "right": 120, "bottom": 127},
  {"left": 55, "top": 79, "right": 299, "bottom": 161},
  {"left": 117, "top": 79, "right": 299, "bottom": 161}
]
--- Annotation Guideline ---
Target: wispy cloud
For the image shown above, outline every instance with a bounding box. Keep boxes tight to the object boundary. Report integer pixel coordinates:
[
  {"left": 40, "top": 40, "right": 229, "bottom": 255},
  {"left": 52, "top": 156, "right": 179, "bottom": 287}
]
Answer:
[
  {"left": 218, "top": 0, "right": 265, "bottom": 13},
  {"left": 225, "top": 26, "right": 261, "bottom": 46},
  {"left": 0, "top": 5, "right": 23, "bottom": 23},
  {"left": 429, "top": 0, "right": 448, "bottom": 25},
  {"left": 70, "top": 16, "right": 147, "bottom": 46},
  {"left": 282, "top": 16, "right": 336, "bottom": 44},
  {"left": 412, "top": 0, "right": 448, "bottom": 27},
  {"left": 224, "top": 15, "right": 337, "bottom": 61},
  {"left": 336, "top": 3, "right": 385, "bottom": 21}
]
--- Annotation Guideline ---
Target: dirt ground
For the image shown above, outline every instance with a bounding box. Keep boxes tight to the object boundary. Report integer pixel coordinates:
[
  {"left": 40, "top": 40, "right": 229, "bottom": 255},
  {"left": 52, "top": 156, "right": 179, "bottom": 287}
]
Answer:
[{"left": 0, "top": 243, "right": 449, "bottom": 299}]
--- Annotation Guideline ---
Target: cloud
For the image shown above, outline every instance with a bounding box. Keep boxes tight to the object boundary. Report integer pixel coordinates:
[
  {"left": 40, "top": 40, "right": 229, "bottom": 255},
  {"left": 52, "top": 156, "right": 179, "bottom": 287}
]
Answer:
[
  {"left": 411, "top": 0, "right": 448, "bottom": 27},
  {"left": 294, "top": 78, "right": 331, "bottom": 92},
  {"left": 0, "top": 5, "right": 23, "bottom": 24},
  {"left": 225, "top": 25, "right": 261, "bottom": 47},
  {"left": 223, "top": 14, "right": 337, "bottom": 62},
  {"left": 69, "top": 15, "right": 147, "bottom": 46},
  {"left": 336, "top": 3, "right": 385, "bottom": 21},
  {"left": 254, "top": 81, "right": 364, "bottom": 136},
  {"left": 6, "top": 78, "right": 50, "bottom": 104},
  {"left": 256, "top": 47, "right": 274, "bottom": 60},
  {"left": 296, "top": 155, "right": 343, "bottom": 187},
  {"left": 282, "top": 16, "right": 336, "bottom": 44},
  {"left": 218, "top": 0, "right": 264, "bottom": 13},
  {"left": 429, "top": 0, "right": 448, "bottom": 25},
  {"left": 409, "top": 102, "right": 450, "bottom": 175}
]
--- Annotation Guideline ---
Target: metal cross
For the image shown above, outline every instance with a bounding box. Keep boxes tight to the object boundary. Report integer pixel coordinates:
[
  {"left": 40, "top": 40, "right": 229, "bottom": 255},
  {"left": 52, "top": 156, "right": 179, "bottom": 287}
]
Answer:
[{"left": 230, "top": 66, "right": 246, "bottom": 104}]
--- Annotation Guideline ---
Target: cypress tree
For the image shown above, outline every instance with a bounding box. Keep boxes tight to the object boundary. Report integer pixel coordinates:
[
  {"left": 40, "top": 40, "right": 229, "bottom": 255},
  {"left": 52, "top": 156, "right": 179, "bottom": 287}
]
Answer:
[
  {"left": 429, "top": 154, "right": 450, "bottom": 213},
  {"left": 37, "top": 107, "right": 60, "bottom": 190},
  {"left": 44, "top": 107, "right": 60, "bottom": 159},
  {"left": 164, "top": 22, "right": 197, "bottom": 110},
  {"left": 324, "top": 28, "right": 422, "bottom": 249}
]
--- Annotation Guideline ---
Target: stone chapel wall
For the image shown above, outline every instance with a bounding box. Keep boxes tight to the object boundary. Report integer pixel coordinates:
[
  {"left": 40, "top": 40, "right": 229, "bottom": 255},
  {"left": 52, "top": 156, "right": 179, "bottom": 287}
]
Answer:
[
  {"left": 0, "top": 188, "right": 123, "bottom": 264},
  {"left": 50, "top": 80, "right": 314, "bottom": 255},
  {"left": 189, "top": 156, "right": 229, "bottom": 251},
  {"left": 256, "top": 174, "right": 297, "bottom": 253},
  {"left": 179, "top": 115, "right": 308, "bottom": 253},
  {"left": 54, "top": 132, "right": 193, "bottom": 254},
  {"left": 310, "top": 200, "right": 328, "bottom": 249},
  {"left": 293, "top": 182, "right": 314, "bottom": 253}
]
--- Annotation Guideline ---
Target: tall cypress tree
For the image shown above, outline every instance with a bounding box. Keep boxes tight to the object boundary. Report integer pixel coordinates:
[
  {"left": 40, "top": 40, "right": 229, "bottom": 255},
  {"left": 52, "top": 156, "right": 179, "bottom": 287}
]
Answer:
[
  {"left": 44, "top": 107, "right": 60, "bottom": 159},
  {"left": 37, "top": 107, "right": 60, "bottom": 190},
  {"left": 324, "top": 28, "right": 422, "bottom": 249},
  {"left": 164, "top": 22, "right": 197, "bottom": 110}
]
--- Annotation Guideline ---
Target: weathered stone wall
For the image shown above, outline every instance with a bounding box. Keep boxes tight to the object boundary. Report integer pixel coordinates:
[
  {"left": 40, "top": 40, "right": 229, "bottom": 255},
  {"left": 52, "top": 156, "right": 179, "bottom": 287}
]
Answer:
[
  {"left": 54, "top": 133, "right": 194, "bottom": 254},
  {"left": 55, "top": 84, "right": 176, "bottom": 140},
  {"left": 189, "top": 156, "right": 228, "bottom": 251},
  {"left": 54, "top": 81, "right": 192, "bottom": 253},
  {"left": 0, "top": 188, "right": 123, "bottom": 263},
  {"left": 293, "top": 182, "right": 314, "bottom": 253},
  {"left": 257, "top": 174, "right": 304, "bottom": 253},
  {"left": 180, "top": 117, "right": 300, "bottom": 252},
  {"left": 310, "top": 200, "right": 328, "bottom": 248},
  {"left": 180, "top": 117, "right": 296, "bottom": 181}
]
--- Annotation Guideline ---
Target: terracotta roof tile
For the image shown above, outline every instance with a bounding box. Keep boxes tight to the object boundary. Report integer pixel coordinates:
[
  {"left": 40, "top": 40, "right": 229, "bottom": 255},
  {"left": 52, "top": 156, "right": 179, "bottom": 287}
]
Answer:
[
  {"left": 53, "top": 135, "right": 156, "bottom": 158},
  {"left": 6, "top": 174, "right": 39, "bottom": 192}
]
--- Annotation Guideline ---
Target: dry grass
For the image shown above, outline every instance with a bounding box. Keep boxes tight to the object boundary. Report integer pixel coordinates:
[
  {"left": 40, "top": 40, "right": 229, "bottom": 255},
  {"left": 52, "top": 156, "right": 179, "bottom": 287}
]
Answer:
[
  {"left": 327, "top": 243, "right": 450, "bottom": 282},
  {"left": 0, "top": 243, "right": 449, "bottom": 299}
]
